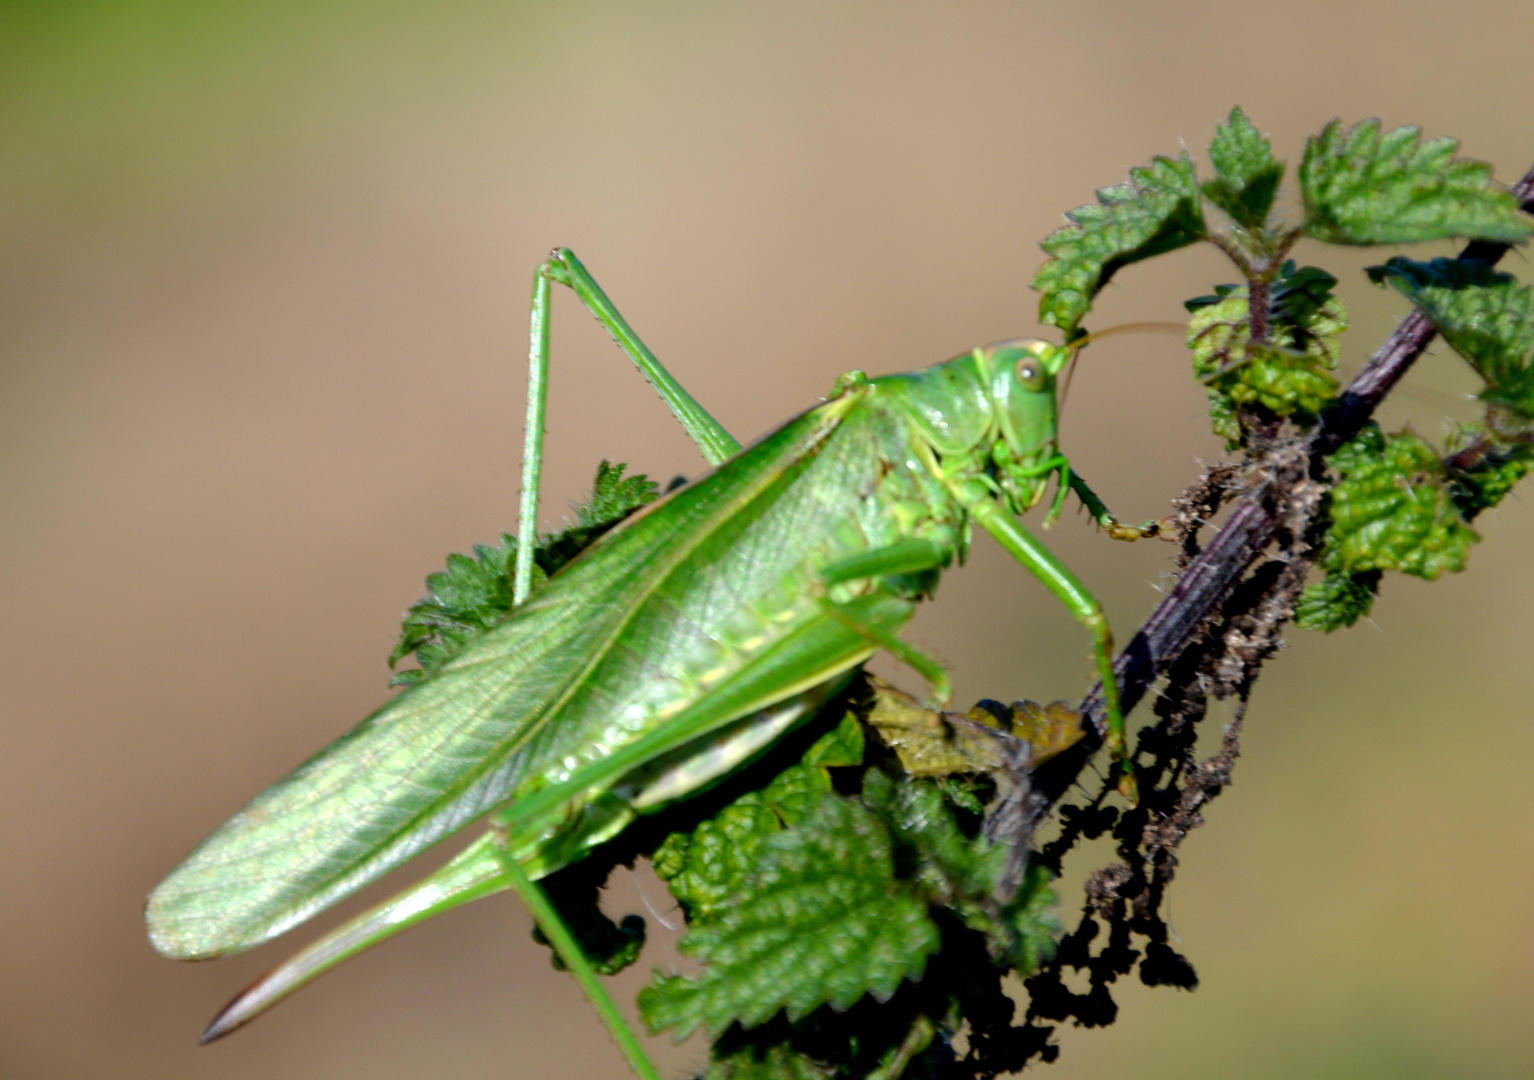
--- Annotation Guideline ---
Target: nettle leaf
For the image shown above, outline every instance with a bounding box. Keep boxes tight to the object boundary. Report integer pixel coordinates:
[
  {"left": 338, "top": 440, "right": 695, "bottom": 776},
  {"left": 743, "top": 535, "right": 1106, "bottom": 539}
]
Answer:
[
  {"left": 389, "top": 460, "right": 658, "bottom": 685},
  {"left": 1295, "top": 569, "right": 1381, "bottom": 633},
  {"left": 1033, "top": 152, "right": 1205, "bottom": 333},
  {"left": 1368, "top": 256, "right": 1534, "bottom": 418},
  {"left": 1202, "top": 106, "right": 1284, "bottom": 229},
  {"left": 652, "top": 715, "right": 865, "bottom": 922},
  {"left": 1300, "top": 119, "right": 1534, "bottom": 246},
  {"left": 387, "top": 535, "right": 520, "bottom": 687},
  {"left": 1320, "top": 425, "right": 1478, "bottom": 581},
  {"left": 1187, "top": 264, "right": 1347, "bottom": 447},
  {"left": 652, "top": 792, "right": 787, "bottom": 923},
  {"left": 993, "top": 863, "right": 1061, "bottom": 974},
  {"left": 862, "top": 771, "right": 1000, "bottom": 904},
  {"left": 530, "top": 460, "right": 662, "bottom": 579},
  {"left": 646, "top": 706, "right": 1059, "bottom": 1064},
  {"left": 639, "top": 793, "right": 941, "bottom": 1040}
]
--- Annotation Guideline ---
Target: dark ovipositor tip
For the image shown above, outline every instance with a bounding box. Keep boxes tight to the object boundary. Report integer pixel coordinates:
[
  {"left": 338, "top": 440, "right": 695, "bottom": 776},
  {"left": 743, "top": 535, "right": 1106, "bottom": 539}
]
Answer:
[{"left": 198, "top": 986, "right": 257, "bottom": 1044}]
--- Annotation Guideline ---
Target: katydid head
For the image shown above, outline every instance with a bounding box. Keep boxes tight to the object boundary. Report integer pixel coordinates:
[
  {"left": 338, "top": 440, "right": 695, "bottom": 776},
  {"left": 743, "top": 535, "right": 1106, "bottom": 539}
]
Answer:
[
  {"left": 879, "top": 339, "right": 1069, "bottom": 513},
  {"left": 977, "top": 339, "right": 1068, "bottom": 513}
]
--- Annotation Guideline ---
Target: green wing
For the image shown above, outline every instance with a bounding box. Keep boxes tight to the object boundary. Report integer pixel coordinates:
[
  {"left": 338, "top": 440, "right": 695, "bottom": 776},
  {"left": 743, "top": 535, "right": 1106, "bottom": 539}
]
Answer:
[
  {"left": 192, "top": 600, "right": 913, "bottom": 1042},
  {"left": 146, "top": 396, "right": 860, "bottom": 961}
]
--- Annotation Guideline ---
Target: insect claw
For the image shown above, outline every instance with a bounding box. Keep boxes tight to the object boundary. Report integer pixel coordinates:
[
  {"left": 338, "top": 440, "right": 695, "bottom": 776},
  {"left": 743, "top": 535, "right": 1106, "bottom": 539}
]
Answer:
[{"left": 1116, "top": 766, "right": 1140, "bottom": 805}]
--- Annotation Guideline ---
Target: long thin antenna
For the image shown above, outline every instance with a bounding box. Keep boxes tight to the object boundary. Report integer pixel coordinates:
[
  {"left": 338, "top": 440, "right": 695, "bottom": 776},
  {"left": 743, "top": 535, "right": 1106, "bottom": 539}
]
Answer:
[
  {"left": 1069, "top": 320, "right": 1185, "bottom": 351},
  {"left": 1056, "top": 321, "right": 1185, "bottom": 417}
]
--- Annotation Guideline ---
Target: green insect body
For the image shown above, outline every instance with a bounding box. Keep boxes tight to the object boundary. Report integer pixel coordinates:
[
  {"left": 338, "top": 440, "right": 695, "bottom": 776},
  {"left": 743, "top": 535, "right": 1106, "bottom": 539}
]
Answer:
[{"left": 146, "top": 249, "right": 1136, "bottom": 1054}]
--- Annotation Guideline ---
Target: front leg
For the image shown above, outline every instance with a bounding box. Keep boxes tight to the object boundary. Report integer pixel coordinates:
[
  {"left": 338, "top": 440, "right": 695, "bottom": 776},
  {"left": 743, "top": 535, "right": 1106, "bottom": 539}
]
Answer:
[
  {"left": 1059, "top": 466, "right": 1175, "bottom": 542},
  {"left": 962, "top": 495, "right": 1137, "bottom": 801}
]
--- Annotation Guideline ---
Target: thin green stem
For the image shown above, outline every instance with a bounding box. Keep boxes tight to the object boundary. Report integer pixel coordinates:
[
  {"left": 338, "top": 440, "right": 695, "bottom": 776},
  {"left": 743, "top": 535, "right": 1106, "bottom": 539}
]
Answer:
[
  {"left": 865, "top": 1014, "right": 934, "bottom": 1080},
  {"left": 494, "top": 844, "right": 663, "bottom": 1080},
  {"left": 514, "top": 268, "right": 552, "bottom": 607}
]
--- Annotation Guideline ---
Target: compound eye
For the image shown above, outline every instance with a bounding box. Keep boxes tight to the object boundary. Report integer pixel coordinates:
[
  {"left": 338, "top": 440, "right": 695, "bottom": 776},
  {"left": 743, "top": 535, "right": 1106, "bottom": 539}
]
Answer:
[{"left": 1014, "top": 357, "right": 1046, "bottom": 392}]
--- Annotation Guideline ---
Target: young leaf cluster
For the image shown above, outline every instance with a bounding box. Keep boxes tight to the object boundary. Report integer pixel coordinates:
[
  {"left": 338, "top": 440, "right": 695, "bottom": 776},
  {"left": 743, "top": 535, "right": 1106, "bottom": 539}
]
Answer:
[
  {"left": 388, "top": 460, "right": 658, "bottom": 685},
  {"left": 1185, "top": 262, "right": 1347, "bottom": 447}
]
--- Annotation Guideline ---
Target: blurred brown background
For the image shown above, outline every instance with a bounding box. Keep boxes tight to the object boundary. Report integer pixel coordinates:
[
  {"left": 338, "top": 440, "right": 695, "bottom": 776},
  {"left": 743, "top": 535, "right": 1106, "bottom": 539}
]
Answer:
[{"left": 4, "top": 2, "right": 1533, "bottom": 1078}]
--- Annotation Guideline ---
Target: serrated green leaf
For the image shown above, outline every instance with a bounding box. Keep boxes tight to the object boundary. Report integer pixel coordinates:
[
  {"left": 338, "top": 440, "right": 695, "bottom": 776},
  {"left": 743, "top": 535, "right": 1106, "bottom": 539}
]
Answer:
[
  {"left": 1187, "top": 264, "right": 1346, "bottom": 446},
  {"left": 387, "top": 535, "right": 522, "bottom": 685},
  {"left": 1202, "top": 106, "right": 1283, "bottom": 229},
  {"left": 1320, "top": 425, "right": 1478, "bottom": 580},
  {"left": 1300, "top": 119, "right": 1534, "bottom": 246},
  {"left": 532, "top": 460, "right": 661, "bottom": 578},
  {"left": 1295, "top": 570, "right": 1381, "bottom": 632},
  {"left": 1368, "top": 256, "right": 1534, "bottom": 417},
  {"left": 653, "top": 717, "right": 867, "bottom": 921},
  {"left": 762, "top": 763, "right": 833, "bottom": 829},
  {"left": 639, "top": 793, "right": 941, "bottom": 1040},
  {"left": 579, "top": 459, "right": 662, "bottom": 527},
  {"left": 801, "top": 711, "right": 865, "bottom": 769},
  {"left": 653, "top": 793, "right": 783, "bottom": 922},
  {"left": 992, "top": 863, "right": 1061, "bottom": 974},
  {"left": 388, "top": 460, "right": 658, "bottom": 684},
  {"left": 1033, "top": 152, "right": 1205, "bottom": 332}
]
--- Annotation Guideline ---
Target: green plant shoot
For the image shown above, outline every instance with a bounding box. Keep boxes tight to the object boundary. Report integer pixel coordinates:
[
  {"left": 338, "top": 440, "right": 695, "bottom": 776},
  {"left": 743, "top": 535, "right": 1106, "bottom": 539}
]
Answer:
[{"left": 144, "top": 247, "right": 1153, "bottom": 1064}]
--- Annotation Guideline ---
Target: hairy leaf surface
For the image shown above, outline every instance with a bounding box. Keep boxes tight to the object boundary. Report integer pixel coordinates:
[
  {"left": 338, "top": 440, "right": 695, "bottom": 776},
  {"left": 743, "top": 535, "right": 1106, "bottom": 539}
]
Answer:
[
  {"left": 641, "top": 793, "right": 941, "bottom": 1039},
  {"left": 1295, "top": 570, "right": 1380, "bottom": 632},
  {"left": 1321, "top": 426, "right": 1478, "bottom": 581},
  {"left": 1033, "top": 153, "right": 1204, "bottom": 333},
  {"left": 1300, "top": 119, "right": 1533, "bottom": 245},
  {"left": 1369, "top": 256, "right": 1534, "bottom": 418},
  {"left": 1202, "top": 106, "right": 1283, "bottom": 229}
]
